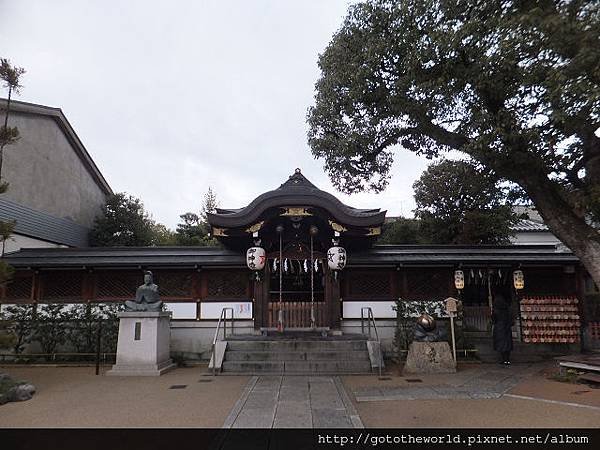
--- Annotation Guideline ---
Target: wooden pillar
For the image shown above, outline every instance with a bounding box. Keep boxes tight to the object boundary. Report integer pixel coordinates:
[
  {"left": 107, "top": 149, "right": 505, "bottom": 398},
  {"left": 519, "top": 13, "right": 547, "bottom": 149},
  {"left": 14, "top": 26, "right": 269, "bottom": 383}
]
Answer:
[
  {"left": 575, "top": 265, "right": 586, "bottom": 351},
  {"left": 325, "top": 266, "right": 341, "bottom": 329},
  {"left": 83, "top": 270, "right": 95, "bottom": 302},
  {"left": 253, "top": 264, "right": 269, "bottom": 329},
  {"left": 192, "top": 270, "right": 201, "bottom": 320},
  {"left": 31, "top": 270, "right": 40, "bottom": 315}
]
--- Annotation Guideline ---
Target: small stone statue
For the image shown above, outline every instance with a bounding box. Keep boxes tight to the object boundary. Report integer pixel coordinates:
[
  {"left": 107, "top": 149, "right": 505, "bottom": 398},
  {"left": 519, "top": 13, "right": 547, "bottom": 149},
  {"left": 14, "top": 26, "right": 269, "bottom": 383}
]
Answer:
[
  {"left": 125, "top": 271, "right": 163, "bottom": 312},
  {"left": 413, "top": 314, "right": 446, "bottom": 342}
]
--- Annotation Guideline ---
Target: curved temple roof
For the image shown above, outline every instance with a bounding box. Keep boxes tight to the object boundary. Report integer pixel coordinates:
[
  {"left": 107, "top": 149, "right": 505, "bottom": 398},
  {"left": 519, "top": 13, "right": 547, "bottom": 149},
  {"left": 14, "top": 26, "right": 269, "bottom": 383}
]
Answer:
[{"left": 207, "top": 168, "right": 386, "bottom": 228}]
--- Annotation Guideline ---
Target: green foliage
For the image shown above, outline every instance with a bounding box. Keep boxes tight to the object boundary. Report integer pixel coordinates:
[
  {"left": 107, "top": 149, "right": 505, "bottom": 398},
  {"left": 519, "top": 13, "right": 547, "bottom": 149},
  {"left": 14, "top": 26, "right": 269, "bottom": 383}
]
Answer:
[
  {"left": 32, "top": 304, "right": 69, "bottom": 359},
  {"left": 90, "top": 193, "right": 162, "bottom": 246},
  {"left": 0, "top": 125, "right": 19, "bottom": 150},
  {"left": 378, "top": 217, "right": 426, "bottom": 244},
  {"left": 0, "top": 58, "right": 26, "bottom": 92},
  {"left": 0, "top": 304, "right": 34, "bottom": 354},
  {"left": 98, "top": 302, "right": 124, "bottom": 353},
  {"left": 151, "top": 223, "right": 178, "bottom": 246},
  {"left": 175, "top": 187, "right": 220, "bottom": 246},
  {"left": 64, "top": 303, "right": 122, "bottom": 354},
  {"left": 200, "top": 186, "right": 219, "bottom": 222},
  {"left": 176, "top": 212, "right": 208, "bottom": 246},
  {"left": 65, "top": 304, "right": 102, "bottom": 354},
  {"left": 308, "top": 0, "right": 600, "bottom": 284},
  {"left": 414, "top": 160, "right": 519, "bottom": 244},
  {"left": 0, "top": 261, "right": 14, "bottom": 285},
  {"left": 393, "top": 299, "right": 464, "bottom": 360},
  {"left": 0, "top": 219, "right": 16, "bottom": 260},
  {"left": 0, "top": 57, "right": 25, "bottom": 184}
]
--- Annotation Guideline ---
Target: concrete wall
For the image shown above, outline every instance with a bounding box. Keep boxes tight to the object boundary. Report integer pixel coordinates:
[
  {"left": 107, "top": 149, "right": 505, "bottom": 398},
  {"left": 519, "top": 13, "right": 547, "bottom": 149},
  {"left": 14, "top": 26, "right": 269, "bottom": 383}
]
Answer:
[
  {"left": 2, "top": 111, "right": 107, "bottom": 228},
  {"left": 168, "top": 319, "right": 397, "bottom": 360},
  {"left": 170, "top": 320, "right": 256, "bottom": 359}
]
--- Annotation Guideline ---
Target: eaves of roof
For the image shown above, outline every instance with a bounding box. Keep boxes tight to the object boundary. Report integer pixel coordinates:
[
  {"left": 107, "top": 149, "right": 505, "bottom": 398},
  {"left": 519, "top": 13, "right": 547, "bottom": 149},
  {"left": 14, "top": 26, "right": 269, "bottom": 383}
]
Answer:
[{"left": 4, "top": 244, "right": 578, "bottom": 269}]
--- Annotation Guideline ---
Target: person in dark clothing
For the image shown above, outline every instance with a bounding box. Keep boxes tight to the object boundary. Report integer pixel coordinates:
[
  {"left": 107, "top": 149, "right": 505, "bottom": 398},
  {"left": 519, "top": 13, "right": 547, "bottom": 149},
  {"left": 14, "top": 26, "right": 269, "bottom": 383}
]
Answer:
[{"left": 492, "top": 291, "right": 514, "bottom": 365}]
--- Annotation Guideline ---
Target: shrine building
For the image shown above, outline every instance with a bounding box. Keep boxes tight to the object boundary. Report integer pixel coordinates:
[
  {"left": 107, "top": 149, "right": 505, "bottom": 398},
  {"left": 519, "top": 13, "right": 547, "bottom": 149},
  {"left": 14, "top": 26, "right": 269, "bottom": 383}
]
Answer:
[{"left": 2, "top": 168, "right": 595, "bottom": 369}]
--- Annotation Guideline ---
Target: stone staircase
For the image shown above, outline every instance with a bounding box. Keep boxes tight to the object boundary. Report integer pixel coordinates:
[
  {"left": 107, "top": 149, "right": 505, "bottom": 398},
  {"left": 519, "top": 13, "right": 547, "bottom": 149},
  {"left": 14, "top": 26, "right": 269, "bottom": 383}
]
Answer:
[{"left": 220, "top": 334, "right": 373, "bottom": 374}]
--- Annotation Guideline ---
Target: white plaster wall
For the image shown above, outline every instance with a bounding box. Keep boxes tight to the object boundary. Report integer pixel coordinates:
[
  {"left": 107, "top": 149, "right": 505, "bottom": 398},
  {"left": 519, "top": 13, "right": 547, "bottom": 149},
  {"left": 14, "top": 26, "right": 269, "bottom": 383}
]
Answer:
[
  {"left": 3, "top": 233, "right": 66, "bottom": 254},
  {"left": 342, "top": 301, "right": 396, "bottom": 319}
]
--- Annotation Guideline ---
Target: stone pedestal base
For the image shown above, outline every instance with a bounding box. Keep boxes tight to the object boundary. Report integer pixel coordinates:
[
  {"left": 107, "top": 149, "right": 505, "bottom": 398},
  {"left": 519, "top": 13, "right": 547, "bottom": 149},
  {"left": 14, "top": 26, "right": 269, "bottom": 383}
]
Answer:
[
  {"left": 403, "top": 341, "right": 456, "bottom": 374},
  {"left": 107, "top": 312, "right": 176, "bottom": 377}
]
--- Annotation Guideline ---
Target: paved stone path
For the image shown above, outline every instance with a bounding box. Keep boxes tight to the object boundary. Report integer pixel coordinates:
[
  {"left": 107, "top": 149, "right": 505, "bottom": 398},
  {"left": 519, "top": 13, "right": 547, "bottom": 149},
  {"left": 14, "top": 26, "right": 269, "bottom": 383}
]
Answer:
[
  {"left": 353, "top": 364, "right": 542, "bottom": 401},
  {"left": 223, "top": 375, "right": 362, "bottom": 428}
]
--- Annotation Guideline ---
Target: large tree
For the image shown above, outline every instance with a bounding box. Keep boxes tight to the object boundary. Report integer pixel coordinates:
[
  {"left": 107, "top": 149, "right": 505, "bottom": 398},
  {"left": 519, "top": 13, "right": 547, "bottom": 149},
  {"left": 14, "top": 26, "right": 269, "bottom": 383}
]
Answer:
[
  {"left": 414, "top": 159, "right": 520, "bottom": 244},
  {"left": 175, "top": 187, "right": 219, "bottom": 246},
  {"left": 308, "top": 0, "right": 600, "bottom": 286},
  {"left": 90, "top": 193, "right": 159, "bottom": 246},
  {"left": 378, "top": 217, "right": 425, "bottom": 244}
]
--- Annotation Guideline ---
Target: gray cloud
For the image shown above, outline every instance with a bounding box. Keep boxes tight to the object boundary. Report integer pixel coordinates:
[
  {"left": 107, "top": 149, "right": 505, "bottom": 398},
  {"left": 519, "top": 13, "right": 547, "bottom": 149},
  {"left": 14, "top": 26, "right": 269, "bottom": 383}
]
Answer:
[{"left": 1, "top": 0, "right": 429, "bottom": 228}]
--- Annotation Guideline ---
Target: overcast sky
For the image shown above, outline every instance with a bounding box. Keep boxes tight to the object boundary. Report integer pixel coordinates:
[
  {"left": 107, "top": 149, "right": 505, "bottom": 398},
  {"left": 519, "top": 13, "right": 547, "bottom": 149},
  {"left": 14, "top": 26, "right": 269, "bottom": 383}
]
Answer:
[{"left": 1, "top": 0, "right": 430, "bottom": 229}]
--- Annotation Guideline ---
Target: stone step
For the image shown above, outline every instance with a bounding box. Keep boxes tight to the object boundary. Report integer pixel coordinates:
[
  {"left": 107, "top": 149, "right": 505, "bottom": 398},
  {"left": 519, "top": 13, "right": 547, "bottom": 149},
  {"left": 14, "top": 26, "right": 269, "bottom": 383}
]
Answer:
[
  {"left": 221, "top": 360, "right": 372, "bottom": 373},
  {"left": 224, "top": 350, "right": 370, "bottom": 362},
  {"left": 225, "top": 340, "right": 368, "bottom": 352}
]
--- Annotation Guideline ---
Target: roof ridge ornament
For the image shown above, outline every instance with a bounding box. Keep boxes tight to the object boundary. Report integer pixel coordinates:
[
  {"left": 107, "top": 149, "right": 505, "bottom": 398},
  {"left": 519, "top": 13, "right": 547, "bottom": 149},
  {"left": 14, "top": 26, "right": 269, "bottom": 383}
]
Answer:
[{"left": 281, "top": 167, "right": 316, "bottom": 188}]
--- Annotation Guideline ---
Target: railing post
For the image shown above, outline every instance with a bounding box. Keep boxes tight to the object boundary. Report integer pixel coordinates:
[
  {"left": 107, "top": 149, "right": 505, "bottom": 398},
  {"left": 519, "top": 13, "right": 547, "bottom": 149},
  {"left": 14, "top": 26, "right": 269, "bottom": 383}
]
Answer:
[
  {"left": 95, "top": 321, "right": 102, "bottom": 376},
  {"left": 361, "top": 308, "right": 364, "bottom": 335}
]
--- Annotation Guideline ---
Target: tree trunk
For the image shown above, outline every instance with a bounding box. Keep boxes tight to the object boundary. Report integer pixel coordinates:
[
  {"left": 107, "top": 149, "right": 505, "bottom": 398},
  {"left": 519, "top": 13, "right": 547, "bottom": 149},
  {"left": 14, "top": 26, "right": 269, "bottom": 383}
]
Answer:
[{"left": 519, "top": 173, "right": 600, "bottom": 290}]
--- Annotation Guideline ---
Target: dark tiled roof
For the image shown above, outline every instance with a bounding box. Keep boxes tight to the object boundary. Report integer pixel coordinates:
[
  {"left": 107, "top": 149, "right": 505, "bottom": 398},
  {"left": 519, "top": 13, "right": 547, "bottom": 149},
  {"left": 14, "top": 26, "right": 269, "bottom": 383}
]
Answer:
[
  {"left": 512, "top": 219, "right": 549, "bottom": 232},
  {"left": 207, "top": 169, "right": 386, "bottom": 228},
  {"left": 0, "top": 198, "right": 89, "bottom": 247},
  {"left": 350, "top": 244, "right": 577, "bottom": 265},
  {"left": 4, "top": 244, "right": 577, "bottom": 269},
  {"left": 4, "top": 246, "right": 245, "bottom": 268}
]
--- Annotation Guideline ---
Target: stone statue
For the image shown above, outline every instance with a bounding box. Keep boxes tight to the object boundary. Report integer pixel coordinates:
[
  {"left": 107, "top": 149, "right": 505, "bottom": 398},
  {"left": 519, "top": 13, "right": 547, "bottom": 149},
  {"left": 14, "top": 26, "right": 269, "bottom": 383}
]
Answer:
[
  {"left": 413, "top": 314, "right": 446, "bottom": 342},
  {"left": 125, "top": 271, "right": 163, "bottom": 312}
]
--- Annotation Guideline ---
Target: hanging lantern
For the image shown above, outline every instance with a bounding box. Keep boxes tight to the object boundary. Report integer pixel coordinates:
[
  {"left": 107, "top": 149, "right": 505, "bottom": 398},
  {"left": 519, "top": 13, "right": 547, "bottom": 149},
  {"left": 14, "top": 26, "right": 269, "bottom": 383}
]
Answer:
[
  {"left": 454, "top": 270, "right": 464, "bottom": 290},
  {"left": 513, "top": 270, "right": 525, "bottom": 290},
  {"left": 327, "top": 246, "right": 347, "bottom": 271},
  {"left": 246, "top": 246, "right": 266, "bottom": 271}
]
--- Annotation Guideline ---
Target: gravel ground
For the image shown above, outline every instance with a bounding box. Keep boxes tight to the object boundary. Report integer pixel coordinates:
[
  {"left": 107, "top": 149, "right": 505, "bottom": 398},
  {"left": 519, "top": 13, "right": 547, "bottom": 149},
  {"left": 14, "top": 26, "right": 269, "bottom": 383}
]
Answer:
[
  {"left": 0, "top": 365, "right": 249, "bottom": 428},
  {"left": 342, "top": 361, "right": 600, "bottom": 428},
  {"left": 2, "top": 362, "right": 599, "bottom": 428}
]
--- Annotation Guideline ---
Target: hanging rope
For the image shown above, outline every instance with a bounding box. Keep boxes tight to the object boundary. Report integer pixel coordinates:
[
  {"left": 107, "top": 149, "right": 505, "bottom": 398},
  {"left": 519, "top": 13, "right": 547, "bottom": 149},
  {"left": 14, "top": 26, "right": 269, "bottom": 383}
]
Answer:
[
  {"left": 310, "top": 233, "right": 315, "bottom": 329},
  {"left": 278, "top": 229, "right": 283, "bottom": 332}
]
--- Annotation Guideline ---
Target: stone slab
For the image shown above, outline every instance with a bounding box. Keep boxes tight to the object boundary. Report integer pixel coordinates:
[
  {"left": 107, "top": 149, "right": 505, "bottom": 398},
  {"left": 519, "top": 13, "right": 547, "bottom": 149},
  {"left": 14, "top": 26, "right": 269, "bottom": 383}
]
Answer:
[
  {"left": 107, "top": 361, "right": 176, "bottom": 377},
  {"left": 403, "top": 341, "right": 456, "bottom": 374},
  {"left": 108, "top": 312, "right": 174, "bottom": 377},
  {"left": 117, "top": 311, "right": 172, "bottom": 318},
  {"left": 224, "top": 375, "right": 362, "bottom": 429}
]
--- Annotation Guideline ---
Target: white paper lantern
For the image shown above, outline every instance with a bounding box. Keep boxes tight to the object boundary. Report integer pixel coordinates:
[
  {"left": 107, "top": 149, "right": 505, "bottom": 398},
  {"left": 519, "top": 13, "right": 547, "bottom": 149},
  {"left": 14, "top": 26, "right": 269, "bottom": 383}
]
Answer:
[
  {"left": 454, "top": 270, "right": 464, "bottom": 290},
  {"left": 246, "top": 247, "right": 266, "bottom": 271},
  {"left": 327, "top": 246, "right": 347, "bottom": 271},
  {"left": 513, "top": 270, "right": 525, "bottom": 290}
]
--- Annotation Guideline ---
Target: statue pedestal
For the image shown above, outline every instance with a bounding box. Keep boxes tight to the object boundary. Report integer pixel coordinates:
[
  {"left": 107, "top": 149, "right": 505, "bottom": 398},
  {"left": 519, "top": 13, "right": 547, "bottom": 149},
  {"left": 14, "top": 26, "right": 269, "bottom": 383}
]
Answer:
[
  {"left": 403, "top": 341, "right": 456, "bottom": 374},
  {"left": 107, "top": 312, "right": 176, "bottom": 376}
]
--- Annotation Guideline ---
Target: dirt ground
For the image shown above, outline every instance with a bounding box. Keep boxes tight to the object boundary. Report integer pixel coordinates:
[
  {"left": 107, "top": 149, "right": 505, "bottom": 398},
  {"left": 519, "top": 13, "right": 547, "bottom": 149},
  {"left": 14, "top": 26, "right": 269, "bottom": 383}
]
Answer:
[{"left": 0, "top": 365, "right": 249, "bottom": 428}]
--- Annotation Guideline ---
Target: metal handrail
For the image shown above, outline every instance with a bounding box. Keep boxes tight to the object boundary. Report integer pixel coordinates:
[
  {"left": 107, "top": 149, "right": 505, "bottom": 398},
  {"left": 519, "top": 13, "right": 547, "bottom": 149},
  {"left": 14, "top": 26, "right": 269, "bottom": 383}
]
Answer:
[
  {"left": 360, "top": 307, "right": 382, "bottom": 377},
  {"left": 212, "top": 307, "right": 234, "bottom": 376}
]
